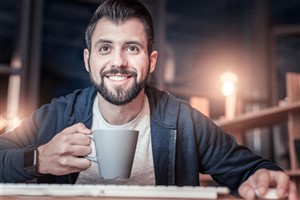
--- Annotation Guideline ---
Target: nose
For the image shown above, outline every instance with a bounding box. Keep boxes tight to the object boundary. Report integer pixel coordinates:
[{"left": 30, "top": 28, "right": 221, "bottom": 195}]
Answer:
[{"left": 111, "top": 50, "right": 127, "bottom": 68}]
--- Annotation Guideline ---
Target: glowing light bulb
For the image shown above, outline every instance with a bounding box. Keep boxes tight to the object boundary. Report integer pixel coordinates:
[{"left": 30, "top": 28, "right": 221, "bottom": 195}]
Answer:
[
  {"left": 220, "top": 72, "right": 238, "bottom": 96},
  {"left": 222, "top": 80, "right": 235, "bottom": 96},
  {"left": 220, "top": 72, "right": 238, "bottom": 119}
]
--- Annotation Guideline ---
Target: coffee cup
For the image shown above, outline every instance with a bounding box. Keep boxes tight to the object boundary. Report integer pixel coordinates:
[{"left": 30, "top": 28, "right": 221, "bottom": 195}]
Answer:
[{"left": 86, "top": 129, "right": 139, "bottom": 179}]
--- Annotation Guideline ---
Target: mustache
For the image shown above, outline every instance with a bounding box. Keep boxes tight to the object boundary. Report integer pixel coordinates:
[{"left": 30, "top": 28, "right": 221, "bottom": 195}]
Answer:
[{"left": 101, "top": 68, "right": 137, "bottom": 77}]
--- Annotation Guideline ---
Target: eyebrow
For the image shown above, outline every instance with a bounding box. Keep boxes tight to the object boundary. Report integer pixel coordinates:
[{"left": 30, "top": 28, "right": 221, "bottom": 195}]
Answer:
[
  {"left": 94, "top": 39, "right": 144, "bottom": 49},
  {"left": 125, "top": 41, "right": 143, "bottom": 47},
  {"left": 94, "top": 39, "right": 112, "bottom": 48}
]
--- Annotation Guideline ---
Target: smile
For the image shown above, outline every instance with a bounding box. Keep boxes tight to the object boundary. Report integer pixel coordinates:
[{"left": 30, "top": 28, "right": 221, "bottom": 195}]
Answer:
[{"left": 107, "top": 75, "right": 132, "bottom": 81}]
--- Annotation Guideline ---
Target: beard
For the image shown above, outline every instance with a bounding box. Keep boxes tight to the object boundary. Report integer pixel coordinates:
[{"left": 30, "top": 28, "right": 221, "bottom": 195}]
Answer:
[{"left": 89, "top": 67, "right": 149, "bottom": 106}]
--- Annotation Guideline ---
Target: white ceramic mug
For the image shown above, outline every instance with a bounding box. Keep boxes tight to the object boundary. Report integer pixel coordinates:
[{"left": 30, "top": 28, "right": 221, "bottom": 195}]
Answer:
[{"left": 86, "top": 129, "right": 139, "bottom": 179}]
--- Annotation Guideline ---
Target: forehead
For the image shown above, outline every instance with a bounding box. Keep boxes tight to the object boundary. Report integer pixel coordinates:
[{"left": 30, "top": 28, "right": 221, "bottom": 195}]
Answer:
[{"left": 91, "top": 17, "right": 148, "bottom": 46}]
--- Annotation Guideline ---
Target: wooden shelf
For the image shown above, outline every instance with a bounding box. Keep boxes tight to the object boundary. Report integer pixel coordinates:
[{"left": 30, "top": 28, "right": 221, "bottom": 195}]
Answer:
[
  {"left": 286, "top": 170, "right": 300, "bottom": 177},
  {"left": 0, "top": 64, "right": 20, "bottom": 75},
  {"left": 215, "top": 101, "right": 300, "bottom": 133}
]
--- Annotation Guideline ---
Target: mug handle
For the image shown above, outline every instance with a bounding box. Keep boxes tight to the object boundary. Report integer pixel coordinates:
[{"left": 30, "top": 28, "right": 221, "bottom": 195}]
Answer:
[{"left": 85, "top": 134, "right": 97, "bottom": 162}]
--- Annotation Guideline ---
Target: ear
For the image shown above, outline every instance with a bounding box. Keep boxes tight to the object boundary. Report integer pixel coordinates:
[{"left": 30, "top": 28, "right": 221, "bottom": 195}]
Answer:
[
  {"left": 83, "top": 48, "right": 90, "bottom": 72},
  {"left": 149, "top": 50, "right": 158, "bottom": 73}
]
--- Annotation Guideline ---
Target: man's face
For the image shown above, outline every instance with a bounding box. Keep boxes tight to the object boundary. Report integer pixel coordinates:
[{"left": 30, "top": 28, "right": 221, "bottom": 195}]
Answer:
[{"left": 84, "top": 18, "right": 157, "bottom": 105}]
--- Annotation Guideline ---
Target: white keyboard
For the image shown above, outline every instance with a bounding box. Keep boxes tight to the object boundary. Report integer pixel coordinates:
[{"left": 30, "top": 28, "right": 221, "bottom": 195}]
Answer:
[{"left": 0, "top": 183, "right": 230, "bottom": 199}]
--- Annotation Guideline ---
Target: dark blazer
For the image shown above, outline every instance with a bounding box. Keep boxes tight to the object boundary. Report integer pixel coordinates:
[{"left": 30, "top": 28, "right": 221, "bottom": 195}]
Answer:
[{"left": 0, "top": 85, "right": 281, "bottom": 193}]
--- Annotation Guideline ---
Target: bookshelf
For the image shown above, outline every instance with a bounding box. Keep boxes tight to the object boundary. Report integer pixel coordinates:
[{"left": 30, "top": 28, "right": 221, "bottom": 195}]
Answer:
[
  {"left": 215, "top": 100, "right": 300, "bottom": 172},
  {"left": 212, "top": 72, "right": 300, "bottom": 192},
  {"left": 0, "top": 1, "right": 43, "bottom": 133}
]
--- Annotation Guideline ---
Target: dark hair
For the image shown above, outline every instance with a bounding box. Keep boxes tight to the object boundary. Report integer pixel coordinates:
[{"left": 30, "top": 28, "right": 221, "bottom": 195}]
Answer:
[{"left": 85, "top": 0, "right": 155, "bottom": 54}]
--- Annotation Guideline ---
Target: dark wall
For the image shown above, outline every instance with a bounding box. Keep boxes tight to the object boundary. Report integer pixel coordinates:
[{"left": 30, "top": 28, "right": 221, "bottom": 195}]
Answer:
[{"left": 0, "top": 0, "right": 299, "bottom": 119}]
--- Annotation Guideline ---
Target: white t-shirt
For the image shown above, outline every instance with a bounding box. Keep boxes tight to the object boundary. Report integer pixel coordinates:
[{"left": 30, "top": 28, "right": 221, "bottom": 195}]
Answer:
[{"left": 76, "top": 95, "right": 155, "bottom": 185}]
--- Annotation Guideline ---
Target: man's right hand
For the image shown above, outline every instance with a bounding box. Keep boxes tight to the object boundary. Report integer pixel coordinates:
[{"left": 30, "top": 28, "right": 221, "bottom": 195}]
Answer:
[{"left": 37, "top": 123, "right": 92, "bottom": 175}]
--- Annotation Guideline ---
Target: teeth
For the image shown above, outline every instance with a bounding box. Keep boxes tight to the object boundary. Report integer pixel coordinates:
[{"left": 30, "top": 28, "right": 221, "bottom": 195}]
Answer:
[{"left": 109, "top": 76, "right": 127, "bottom": 81}]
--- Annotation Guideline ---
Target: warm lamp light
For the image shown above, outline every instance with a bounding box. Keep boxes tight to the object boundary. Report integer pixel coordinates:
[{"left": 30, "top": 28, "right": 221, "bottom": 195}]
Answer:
[
  {"left": 1, "top": 115, "right": 22, "bottom": 133},
  {"left": 222, "top": 80, "right": 235, "bottom": 97},
  {"left": 220, "top": 72, "right": 238, "bottom": 119},
  {"left": 8, "top": 116, "right": 21, "bottom": 131},
  {"left": 0, "top": 115, "right": 8, "bottom": 131}
]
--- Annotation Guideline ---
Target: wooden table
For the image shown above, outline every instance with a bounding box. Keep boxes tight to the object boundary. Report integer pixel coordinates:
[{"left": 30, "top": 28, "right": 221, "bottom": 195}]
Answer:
[{"left": 0, "top": 196, "right": 242, "bottom": 200}]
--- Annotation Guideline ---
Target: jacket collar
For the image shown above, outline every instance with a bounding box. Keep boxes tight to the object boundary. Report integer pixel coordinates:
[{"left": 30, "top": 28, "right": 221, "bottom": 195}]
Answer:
[
  {"left": 67, "top": 85, "right": 181, "bottom": 130},
  {"left": 145, "top": 85, "right": 180, "bottom": 129}
]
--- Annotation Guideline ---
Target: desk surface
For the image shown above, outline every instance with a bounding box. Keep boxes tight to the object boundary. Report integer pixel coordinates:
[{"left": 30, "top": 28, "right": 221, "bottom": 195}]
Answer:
[
  {"left": 0, "top": 196, "right": 242, "bottom": 200},
  {"left": 0, "top": 184, "right": 238, "bottom": 200}
]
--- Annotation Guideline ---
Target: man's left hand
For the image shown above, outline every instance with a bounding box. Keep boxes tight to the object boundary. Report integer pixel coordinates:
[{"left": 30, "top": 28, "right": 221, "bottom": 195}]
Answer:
[{"left": 238, "top": 169, "right": 298, "bottom": 200}]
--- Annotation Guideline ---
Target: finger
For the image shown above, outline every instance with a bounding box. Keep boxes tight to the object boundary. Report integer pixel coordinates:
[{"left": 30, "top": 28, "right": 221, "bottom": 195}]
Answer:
[
  {"left": 61, "top": 123, "right": 91, "bottom": 135},
  {"left": 238, "top": 182, "right": 256, "bottom": 200},
  {"left": 67, "top": 133, "right": 91, "bottom": 146},
  {"left": 75, "top": 123, "right": 92, "bottom": 134},
  {"left": 288, "top": 181, "right": 298, "bottom": 200},
  {"left": 273, "top": 172, "right": 289, "bottom": 198},
  {"left": 51, "top": 165, "right": 90, "bottom": 176},
  {"left": 69, "top": 157, "right": 91, "bottom": 170},
  {"left": 58, "top": 140, "right": 91, "bottom": 156},
  {"left": 254, "top": 169, "right": 270, "bottom": 195},
  {"left": 60, "top": 123, "right": 82, "bottom": 134},
  {"left": 58, "top": 156, "right": 91, "bottom": 170},
  {"left": 55, "top": 134, "right": 90, "bottom": 153},
  {"left": 68, "top": 145, "right": 92, "bottom": 157}
]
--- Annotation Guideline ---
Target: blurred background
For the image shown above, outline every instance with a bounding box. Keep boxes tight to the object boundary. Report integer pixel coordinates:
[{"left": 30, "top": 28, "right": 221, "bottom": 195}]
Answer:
[{"left": 0, "top": 0, "right": 300, "bottom": 171}]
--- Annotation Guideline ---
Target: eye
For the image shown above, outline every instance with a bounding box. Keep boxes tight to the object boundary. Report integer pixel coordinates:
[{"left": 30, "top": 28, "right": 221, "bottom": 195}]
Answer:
[
  {"left": 99, "top": 45, "right": 111, "bottom": 55},
  {"left": 125, "top": 45, "right": 139, "bottom": 54}
]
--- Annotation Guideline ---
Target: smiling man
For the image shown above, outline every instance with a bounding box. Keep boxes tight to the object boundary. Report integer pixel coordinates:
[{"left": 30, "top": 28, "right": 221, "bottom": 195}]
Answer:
[
  {"left": 0, "top": 0, "right": 298, "bottom": 199},
  {"left": 85, "top": 17, "right": 157, "bottom": 109}
]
